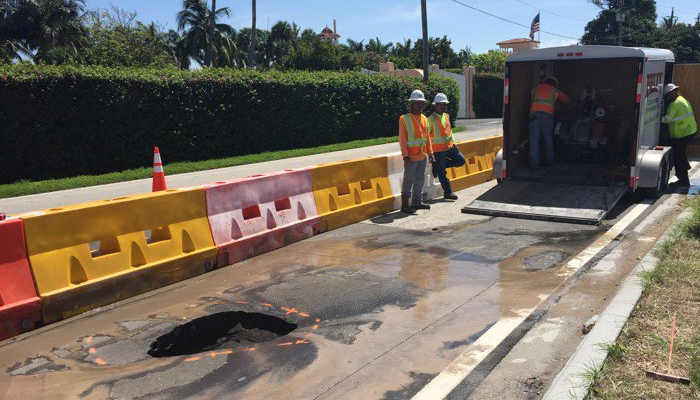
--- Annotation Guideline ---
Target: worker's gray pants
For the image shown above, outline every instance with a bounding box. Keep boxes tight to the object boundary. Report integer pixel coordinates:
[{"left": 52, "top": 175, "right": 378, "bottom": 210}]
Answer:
[
  {"left": 529, "top": 111, "right": 555, "bottom": 169},
  {"left": 402, "top": 158, "right": 426, "bottom": 206}
]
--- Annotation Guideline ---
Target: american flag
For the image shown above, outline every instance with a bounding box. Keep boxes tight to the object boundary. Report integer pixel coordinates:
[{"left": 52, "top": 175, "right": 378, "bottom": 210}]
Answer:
[{"left": 530, "top": 13, "right": 540, "bottom": 40}]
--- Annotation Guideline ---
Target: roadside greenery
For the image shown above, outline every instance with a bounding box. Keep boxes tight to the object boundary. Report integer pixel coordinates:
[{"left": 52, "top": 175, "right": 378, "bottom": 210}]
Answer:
[
  {"left": 0, "top": 136, "right": 398, "bottom": 198},
  {"left": 0, "top": 63, "right": 459, "bottom": 183},
  {"left": 590, "top": 197, "right": 700, "bottom": 398}
]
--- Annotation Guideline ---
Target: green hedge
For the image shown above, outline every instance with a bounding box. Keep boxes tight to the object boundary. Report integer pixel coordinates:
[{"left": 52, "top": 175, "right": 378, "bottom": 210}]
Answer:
[
  {"left": 474, "top": 72, "right": 504, "bottom": 118},
  {"left": 0, "top": 64, "right": 459, "bottom": 183}
]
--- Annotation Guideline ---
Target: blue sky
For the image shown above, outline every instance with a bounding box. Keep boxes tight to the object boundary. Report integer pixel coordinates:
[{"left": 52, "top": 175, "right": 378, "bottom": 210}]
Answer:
[{"left": 87, "top": 1, "right": 697, "bottom": 54}]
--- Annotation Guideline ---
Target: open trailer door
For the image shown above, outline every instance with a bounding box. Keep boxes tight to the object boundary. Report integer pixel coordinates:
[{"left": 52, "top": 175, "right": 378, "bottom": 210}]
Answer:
[{"left": 461, "top": 181, "right": 627, "bottom": 224}]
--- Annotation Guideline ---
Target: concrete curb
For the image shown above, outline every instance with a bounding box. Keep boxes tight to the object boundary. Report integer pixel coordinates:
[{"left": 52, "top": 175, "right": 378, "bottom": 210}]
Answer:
[{"left": 543, "top": 208, "right": 693, "bottom": 399}]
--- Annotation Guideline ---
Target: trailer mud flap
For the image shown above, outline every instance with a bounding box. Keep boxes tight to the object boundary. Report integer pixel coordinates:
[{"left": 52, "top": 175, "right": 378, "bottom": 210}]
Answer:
[{"left": 461, "top": 181, "right": 627, "bottom": 224}]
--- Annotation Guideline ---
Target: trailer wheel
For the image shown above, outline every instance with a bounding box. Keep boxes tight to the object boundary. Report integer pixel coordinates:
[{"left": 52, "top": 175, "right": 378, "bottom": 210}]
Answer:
[{"left": 644, "top": 161, "right": 668, "bottom": 198}]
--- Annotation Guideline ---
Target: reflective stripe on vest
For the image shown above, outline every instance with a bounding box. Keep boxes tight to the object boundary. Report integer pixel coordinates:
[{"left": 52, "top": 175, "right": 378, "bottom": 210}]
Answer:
[
  {"left": 530, "top": 84, "right": 557, "bottom": 115},
  {"left": 403, "top": 113, "right": 428, "bottom": 157},
  {"left": 429, "top": 113, "right": 453, "bottom": 152}
]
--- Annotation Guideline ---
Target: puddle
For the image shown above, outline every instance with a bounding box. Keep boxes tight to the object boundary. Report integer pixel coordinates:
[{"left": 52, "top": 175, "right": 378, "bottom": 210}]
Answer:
[{"left": 147, "top": 312, "right": 297, "bottom": 357}]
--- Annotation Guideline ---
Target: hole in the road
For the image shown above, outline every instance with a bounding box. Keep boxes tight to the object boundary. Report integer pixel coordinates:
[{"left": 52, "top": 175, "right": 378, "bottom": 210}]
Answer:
[{"left": 147, "top": 311, "right": 297, "bottom": 357}]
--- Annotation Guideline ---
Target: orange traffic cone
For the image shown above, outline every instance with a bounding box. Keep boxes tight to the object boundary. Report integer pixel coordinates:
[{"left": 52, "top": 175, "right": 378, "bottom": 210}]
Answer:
[{"left": 152, "top": 147, "right": 167, "bottom": 192}]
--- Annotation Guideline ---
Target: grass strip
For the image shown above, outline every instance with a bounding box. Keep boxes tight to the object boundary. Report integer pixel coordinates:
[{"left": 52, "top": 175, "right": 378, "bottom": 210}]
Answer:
[
  {"left": 0, "top": 136, "right": 397, "bottom": 199},
  {"left": 1, "top": 125, "right": 468, "bottom": 199},
  {"left": 590, "top": 197, "right": 700, "bottom": 399}
]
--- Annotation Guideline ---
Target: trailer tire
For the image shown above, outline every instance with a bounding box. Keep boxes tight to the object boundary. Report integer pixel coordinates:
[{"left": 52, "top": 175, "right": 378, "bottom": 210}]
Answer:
[{"left": 644, "top": 161, "right": 668, "bottom": 199}]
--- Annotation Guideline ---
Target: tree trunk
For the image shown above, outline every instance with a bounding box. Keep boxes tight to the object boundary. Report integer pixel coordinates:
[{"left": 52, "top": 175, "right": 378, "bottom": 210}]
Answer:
[
  {"left": 205, "top": 0, "right": 217, "bottom": 67},
  {"left": 421, "top": 0, "right": 429, "bottom": 83},
  {"left": 247, "top": 0, "right": 256, "bottom": 68}
]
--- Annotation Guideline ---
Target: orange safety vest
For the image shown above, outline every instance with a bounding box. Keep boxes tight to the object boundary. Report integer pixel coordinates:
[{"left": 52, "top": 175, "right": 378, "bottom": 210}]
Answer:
[
  {"left": 530, "top": 84, "right": 558, "bottom": 115},
  {"left": 428, "top": 112, "right": 454, "bottom": 152},
  {"left": 402, "top": 113, "right": 428, "bottom": 157}
]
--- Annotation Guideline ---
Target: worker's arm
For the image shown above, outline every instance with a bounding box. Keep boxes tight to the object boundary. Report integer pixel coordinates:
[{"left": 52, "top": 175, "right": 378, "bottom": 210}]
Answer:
[
  {"left": 399, "top": 116, "right": 409, "bottom": 158},
  {"left": 557, "top": 90, "right": 571, "bottom": 104},
  {"left": 661, "top": 101, "right": 679, "bottom": 124},
  {"left": 426, "top": 128, "right": 434, "bottom": 158}
]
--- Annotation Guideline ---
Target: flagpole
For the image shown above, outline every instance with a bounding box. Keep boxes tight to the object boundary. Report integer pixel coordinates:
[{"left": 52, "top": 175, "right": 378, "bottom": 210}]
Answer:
[{"left": 538, "top": 10, "right": 540, "bottom": 43}]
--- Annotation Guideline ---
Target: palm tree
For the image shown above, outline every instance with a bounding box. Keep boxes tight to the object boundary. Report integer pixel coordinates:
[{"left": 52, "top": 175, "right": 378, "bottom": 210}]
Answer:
[
  {"left": 12, "top": 0, "right": 87, "bottom": 62},
  {"left": 346, "top": 38, "right": 364, "bottom": 53},
  {"left": 176, "top": 0, "right": 237, "bottom": 67},
  {"left": 365, "top": 37, "right": 392, "bottom": 57},
  {"left": 266, "top": 20, "right": 298, "bottom": 65}
]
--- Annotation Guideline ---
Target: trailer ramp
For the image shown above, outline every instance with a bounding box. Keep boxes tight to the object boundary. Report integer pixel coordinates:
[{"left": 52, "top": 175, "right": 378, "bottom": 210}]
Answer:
[{"left": 461, "top": 181, "right": 627, "bottom": 224}]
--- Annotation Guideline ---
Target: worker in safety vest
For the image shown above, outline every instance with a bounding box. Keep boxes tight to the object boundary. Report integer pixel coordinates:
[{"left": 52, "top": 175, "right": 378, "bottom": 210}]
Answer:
[
  {"left": 399, "top": 90, "right": 435, "bottom": 214},
  {"left": 428, "top": 93, "right": 466, "bottom": 200},
  {"left": 662, "top": 83, "right": 697, "bottom": 189},
  {"left": 529, "top": 76, "right": 570, "bottom": 170}
]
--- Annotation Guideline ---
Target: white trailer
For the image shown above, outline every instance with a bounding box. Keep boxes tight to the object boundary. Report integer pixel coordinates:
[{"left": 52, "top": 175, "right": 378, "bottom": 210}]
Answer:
[{"left": 463, "top": 45, "right": 675, "bottom": 224}]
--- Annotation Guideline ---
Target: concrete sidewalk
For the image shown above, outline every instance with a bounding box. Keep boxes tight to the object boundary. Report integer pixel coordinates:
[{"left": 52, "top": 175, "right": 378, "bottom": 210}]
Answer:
[{"left": 0, "top": 123, "right": 502, "bottom": 214}]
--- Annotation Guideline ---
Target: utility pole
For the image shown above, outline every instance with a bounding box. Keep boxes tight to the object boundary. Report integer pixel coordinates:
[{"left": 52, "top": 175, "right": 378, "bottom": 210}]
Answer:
[
  {"left": 205, "top": 0, "right": 217, "bottom": 67},
  {"left": 616, "top": 1, "right": 623, "bottom": 47},
  {"left": 247, "top": 0, "right": 256, "bottom": 68},
  {"left": 696, "top": 12, "right": 699, "bottom": 26},
  {"left": 421, "top": 0, "right": 429, "bottom": 83},
  {"left": 670, "top": 7, "right": 675, "bottom": 28}
]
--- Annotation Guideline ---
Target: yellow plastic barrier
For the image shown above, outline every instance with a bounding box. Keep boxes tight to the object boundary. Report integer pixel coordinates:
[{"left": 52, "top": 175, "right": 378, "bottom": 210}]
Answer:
[
  {"left": 448, "top": 136, "right": 503, "bottom": 192},
  {"left": 20, "top": 189, "right": 218, "bottom": 323},
  {"left": 311, "top": 156, "right": 394, "bottom": 232}
]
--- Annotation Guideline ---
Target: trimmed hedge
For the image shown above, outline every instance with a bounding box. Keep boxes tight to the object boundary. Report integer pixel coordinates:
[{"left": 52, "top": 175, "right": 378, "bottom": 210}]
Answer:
[
  {"left": 0, "top": 64, "right": 459, "bottom": 183},
  {"left": 474, "top": 72, "right": 504, "bottom": 118}
]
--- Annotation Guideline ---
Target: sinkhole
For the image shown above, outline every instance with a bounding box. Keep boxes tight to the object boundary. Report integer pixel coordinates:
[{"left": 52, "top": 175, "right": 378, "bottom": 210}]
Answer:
[{"left": 147, "top": 311, "right": 297, "bottom": 357}]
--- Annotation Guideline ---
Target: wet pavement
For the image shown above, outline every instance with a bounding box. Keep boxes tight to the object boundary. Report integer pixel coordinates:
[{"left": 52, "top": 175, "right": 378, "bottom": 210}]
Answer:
[{"left": 0, "top": 183, "right": 620, "bottom": 399}]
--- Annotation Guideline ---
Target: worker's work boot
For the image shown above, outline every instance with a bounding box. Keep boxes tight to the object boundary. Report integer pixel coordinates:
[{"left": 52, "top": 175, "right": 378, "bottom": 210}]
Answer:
[
  {"left": 400, "top": 195, "right": 415, "bottom": 214},
  {"left": 444, "top": 193, "right": 458, "bottom": 200},
  {"left": 411, "top": 203, "right": 431, "bottom": 210}
]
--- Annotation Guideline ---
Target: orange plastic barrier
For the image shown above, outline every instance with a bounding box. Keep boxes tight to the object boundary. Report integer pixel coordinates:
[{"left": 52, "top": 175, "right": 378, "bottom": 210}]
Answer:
[
  {"left": 204, "top": 169, "right": 320, "bottom": 268},
  {"left": 0, "top": 217, "right": 42, "bottom": 341}
]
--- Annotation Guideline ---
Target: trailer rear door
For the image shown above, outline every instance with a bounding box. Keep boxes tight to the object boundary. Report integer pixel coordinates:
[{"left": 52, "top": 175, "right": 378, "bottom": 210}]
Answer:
[{"left": 461, "top": 181, "right": 627, "bottom": 224}]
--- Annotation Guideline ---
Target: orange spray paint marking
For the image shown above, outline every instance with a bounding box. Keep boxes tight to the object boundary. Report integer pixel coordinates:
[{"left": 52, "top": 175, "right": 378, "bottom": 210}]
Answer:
[
  {"left": 295, "top": 339, "right": 309, "bottom": 345},
  {"left": 259, "top": 303, "right": 273, "bottom": 307},
  {"left": 277, "top": 342, "right": 294, "bottom": 346},
  {"left": 234, "top": 301, "right": 249, "bottom": 305},
  {"left": 88, "top": 348, "right": 96, "bottom": 354},
  {"left": 281, "top": 307, "right": 298, "bottom": 315},
  {"left": 208, "top": 350, "right": 233, "bottom": 357},
  {"left": 185, "top": 357, "right": 200, "bottom": 362},
  {"left": 312, "top": 325, "right": 319, "bottom": 330},
  {"left": 242, "top": 347, "right": 257, "bottom": 351},
  {"left": 306, "top": 332, "right": 313, "bottom": 336},
  {"left": 94, "top": 358, "right": 106, "bottom": 365},
  {"left": 298, "top": 312, "right": 310, "bottom": 318},
  {"left": 315, "top": 318, "right": 321, "bottom": 323}
]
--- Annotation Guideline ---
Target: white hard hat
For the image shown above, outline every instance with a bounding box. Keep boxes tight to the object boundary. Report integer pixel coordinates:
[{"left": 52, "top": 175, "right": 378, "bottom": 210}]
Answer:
[
  {"left": 433, "top": 93, "right": 449, "bottom": 104},
  {"left": 408, "top": 89, "right": 428, "bottom": 102},
  {"left": 664, "top": 83, "right": 679, "bottom": 96},
  {"left": 544, "top": 76, "right": 559, "bottom": 86}
]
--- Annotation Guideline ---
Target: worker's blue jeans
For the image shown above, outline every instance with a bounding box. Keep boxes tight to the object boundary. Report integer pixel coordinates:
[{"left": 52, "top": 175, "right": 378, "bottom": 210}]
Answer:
[
  {"left": 529, "top": 111, "right": 555, "bottom": 169},
  {"left": 434, "top": 146, "right": 466, "bottom": 195}
]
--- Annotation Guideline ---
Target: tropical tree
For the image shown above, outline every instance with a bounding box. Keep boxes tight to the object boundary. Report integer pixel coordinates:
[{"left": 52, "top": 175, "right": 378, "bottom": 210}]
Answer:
[
  {"left": 176, "top": 0, "right": 237, "bottom": 67},
  {"left": 365, "top": 37, "right": 392, "bottom": 56},
  {"left": 345, "top": 38, "right": 364, "bottom": 53},
  {"left": 581, "top": 0, "right": 658, "bottom": 46},
  {"left": 11, "top": 0, "right": 87, "bottom": 62}
]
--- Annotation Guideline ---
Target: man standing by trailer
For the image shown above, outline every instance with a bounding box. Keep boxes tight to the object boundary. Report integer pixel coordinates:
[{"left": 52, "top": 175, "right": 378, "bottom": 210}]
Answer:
[
  {"left": 529, "top": 76, "right": 570, "bottom": 170},
  {"left": 399, "top": 90, "right": 435, "bottom": 214},
  {"left": 428, "top": 93, "right": 466, "bottom": 200},
  {"left": 662, "top": 83, "right": 697, "bottom": 189}
]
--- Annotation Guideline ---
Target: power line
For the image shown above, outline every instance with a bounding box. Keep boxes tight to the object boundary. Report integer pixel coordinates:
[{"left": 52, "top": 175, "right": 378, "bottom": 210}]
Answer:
[
  {"left": 508, "top": 0, "right": 589, "bottom": 22},
  {"left": 445, "top": 0, "right": 580, "bottom": 40}
]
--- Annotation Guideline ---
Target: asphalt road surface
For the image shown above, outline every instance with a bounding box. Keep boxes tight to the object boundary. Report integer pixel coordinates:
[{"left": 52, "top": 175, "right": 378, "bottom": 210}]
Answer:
[{"left": 0, "top": 176, "right": 686, "bottom": 399}]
